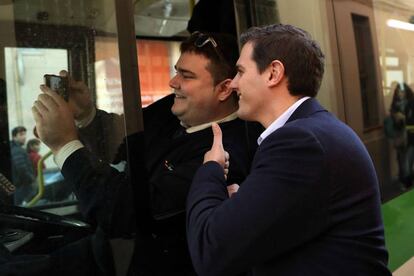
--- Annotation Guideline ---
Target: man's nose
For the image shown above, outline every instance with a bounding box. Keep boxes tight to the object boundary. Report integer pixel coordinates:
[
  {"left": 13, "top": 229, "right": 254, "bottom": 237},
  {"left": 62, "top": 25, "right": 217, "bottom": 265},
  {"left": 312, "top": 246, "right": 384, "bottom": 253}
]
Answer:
[
  {"left": 229, "top": 77, "right": 238, "bottom": 91},
  {"left": 169, "top": 75, "right": 179, "bottom": 89}
]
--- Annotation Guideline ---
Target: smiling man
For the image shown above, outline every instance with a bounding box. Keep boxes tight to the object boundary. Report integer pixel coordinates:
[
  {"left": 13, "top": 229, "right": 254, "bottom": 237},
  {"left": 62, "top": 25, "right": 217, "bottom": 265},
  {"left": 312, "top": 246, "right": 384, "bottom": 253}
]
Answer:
[
  {"left": 32, "top": 32, "right": 261, "bottom": 275},
  {"left": 169, "top": 33, "right": 243, "bottom": 129},
  {"left": 136, "top": 33, "right": 260, "bottom": 275},
  {"left": 186, "top": 24, "right": 391, "bottom": 276}
]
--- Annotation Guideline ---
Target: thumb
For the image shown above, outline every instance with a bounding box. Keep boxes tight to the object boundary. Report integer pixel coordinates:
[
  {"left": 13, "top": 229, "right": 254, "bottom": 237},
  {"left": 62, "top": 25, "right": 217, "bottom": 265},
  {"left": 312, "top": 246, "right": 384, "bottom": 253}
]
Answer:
[
  {"left": 59, "top": 70, "right": 68, "bottom": 77},
  {"left": 211, "top": 123, "right": 223, "bottom": 149}
]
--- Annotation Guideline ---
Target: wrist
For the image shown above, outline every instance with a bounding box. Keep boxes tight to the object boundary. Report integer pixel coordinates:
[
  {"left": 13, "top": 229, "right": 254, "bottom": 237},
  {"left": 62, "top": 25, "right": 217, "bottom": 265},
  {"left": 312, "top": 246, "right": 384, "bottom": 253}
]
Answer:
[
  {"left": 54, "top": 140, "right": 84, "bottom": 169},
  {"left": 50, "top": 138, "right": 77, "bottom": 155}
]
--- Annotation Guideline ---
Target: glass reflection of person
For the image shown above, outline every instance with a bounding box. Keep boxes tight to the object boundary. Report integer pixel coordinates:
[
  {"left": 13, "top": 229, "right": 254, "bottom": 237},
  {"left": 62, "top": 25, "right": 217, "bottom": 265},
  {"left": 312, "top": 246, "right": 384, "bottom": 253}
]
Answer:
[
  {"left": 389, "top": 83, "right": 409, "bottom": 187},
  {"left": 32, "top": 33, "right": 260, "bottom": 275},
  {"left": 10, "top": 126, "right": 36, "bottom": 205},
  {"left": 403, "top": 83, "right": 414, "bottom": 187}
]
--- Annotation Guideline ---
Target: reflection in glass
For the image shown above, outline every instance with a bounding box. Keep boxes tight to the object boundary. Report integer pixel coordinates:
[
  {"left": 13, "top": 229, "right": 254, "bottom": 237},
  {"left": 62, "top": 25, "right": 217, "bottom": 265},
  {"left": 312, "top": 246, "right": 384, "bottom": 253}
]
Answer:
[
  {"left": 5, "top": 48, "right": 69, "bottom": 207},
  {"left": 1, "top": 0, "right": 127, "bottom": 210},
  {"left": 373, "top": 0, "right": 414, "bottom": 200}
]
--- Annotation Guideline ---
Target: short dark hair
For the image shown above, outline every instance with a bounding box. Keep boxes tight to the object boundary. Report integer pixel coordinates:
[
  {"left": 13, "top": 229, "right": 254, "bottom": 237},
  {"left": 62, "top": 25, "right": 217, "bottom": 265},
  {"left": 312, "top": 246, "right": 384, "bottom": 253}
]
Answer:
[
  {"left": 26, "top": 138, "right": 41, "bottom": 153},
  {"left": 12, "top": 126, "right": 26, "bottom": 137},
  {"left": 240, "top": 24, "right": 325, "bottom": 97},
  {"left": 180, "top": 32, "right": 239, "bottom": 85}
]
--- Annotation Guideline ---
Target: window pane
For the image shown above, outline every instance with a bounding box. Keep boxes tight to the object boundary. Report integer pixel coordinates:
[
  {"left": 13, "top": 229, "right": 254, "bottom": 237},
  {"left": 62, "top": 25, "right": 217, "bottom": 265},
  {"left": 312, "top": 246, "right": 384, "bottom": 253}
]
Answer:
[
  {"left": 0, "top": 0, "right": 133, "bottom": 263},
  {"left": 352, "top": 13, "right": 380, "bottom": 129},
  {"left": 0, "top": 0, "right": 129, "bottom": 209},
  {"left": 5, "top": 47, "right": 72, "bottom": 207},
  {"left": 137, "top": 39, "right": 180, "bottom": 106}
]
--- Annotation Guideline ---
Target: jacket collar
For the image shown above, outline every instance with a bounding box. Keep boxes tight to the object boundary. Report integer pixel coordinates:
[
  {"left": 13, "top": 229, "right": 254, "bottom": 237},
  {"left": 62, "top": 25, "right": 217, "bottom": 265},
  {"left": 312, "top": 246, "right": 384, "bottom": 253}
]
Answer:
[{"left": 286, "top": 97, "right": 326, "bottom": 124}]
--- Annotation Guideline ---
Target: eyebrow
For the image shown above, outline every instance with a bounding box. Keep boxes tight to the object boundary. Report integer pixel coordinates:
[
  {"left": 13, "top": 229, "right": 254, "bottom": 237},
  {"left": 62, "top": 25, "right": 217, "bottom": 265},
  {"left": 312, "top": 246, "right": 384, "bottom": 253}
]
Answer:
[
  {"left": 174, "top": 65, "right": 196, "bottom": 76},
  {"left": 235, "top": 64, "right": 245, "bottom": 71}
]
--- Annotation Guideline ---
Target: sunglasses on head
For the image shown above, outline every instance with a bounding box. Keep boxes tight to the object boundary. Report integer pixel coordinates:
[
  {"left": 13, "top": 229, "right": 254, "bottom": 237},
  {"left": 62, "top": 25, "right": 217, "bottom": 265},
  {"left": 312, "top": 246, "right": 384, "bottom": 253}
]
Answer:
[{"left": 192, "top": 31, "right": 227, "bottom": 64}]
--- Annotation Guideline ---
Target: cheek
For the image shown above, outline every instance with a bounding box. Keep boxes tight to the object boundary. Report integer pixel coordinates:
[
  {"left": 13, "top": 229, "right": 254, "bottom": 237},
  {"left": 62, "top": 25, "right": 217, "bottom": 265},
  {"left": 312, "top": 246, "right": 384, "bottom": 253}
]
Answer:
[{"left": 240, "top": 76, "right": 253, "bottom": 90}]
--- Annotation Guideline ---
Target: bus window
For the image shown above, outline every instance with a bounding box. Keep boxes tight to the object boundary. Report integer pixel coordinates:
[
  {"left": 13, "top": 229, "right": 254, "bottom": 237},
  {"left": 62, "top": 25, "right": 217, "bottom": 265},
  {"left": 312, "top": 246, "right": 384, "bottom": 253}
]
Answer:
[
  {"left": 133, "top": 0, "right": 191, "bottom": 107},
  {"left": 0, "top": 0, "right": 143, "bottom": 273},
  {"left": 137, "top": 39, "right": 180, "bottom": 107},
  {"left": 5, "top": 47, "right": 71, "bottom": 207},
  {"left": 0, "top": 1, "right": 130, "bottom": 212},
  {"left": 351, "top": 13, "right": 380, "bottom": 130}
]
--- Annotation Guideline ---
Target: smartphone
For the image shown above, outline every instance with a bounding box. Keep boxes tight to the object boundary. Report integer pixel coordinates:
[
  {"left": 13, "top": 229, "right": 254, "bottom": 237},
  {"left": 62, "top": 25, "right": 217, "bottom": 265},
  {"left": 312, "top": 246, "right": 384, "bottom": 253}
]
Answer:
[{"left": 44, "top": 74, "right": 69, "bottom": 101}]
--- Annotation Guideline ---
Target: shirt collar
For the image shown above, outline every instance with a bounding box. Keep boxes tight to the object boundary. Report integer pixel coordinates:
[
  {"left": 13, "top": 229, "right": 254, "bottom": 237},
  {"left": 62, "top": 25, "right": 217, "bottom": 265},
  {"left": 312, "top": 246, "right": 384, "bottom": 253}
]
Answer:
[
  {"left": 182, "top": 111, "right": 238, "bottom": 134},
  {"left": 75, "top": 107, "right": 97, "bottom": 128},
  {"left": 257, "top": 97, "right": 310, "bottom": 145}
]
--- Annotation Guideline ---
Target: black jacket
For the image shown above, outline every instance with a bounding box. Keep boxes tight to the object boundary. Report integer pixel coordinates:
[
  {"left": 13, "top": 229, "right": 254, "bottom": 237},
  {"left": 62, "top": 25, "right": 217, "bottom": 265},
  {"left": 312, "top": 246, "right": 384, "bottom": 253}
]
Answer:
[{"left": 62, "top": 94, "right": 262, "bottom": 275}]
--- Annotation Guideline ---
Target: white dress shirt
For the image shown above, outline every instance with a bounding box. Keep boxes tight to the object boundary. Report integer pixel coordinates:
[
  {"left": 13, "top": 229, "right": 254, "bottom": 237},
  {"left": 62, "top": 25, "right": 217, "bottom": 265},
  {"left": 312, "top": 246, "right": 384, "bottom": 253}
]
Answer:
[{"left": 257, "top": 97, "right": 310, "bottom": 145}]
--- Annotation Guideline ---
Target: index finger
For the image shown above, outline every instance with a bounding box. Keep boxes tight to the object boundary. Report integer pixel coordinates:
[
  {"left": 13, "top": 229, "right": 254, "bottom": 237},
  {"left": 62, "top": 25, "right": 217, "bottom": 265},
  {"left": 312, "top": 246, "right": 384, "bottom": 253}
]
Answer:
[
  {"left": 59, "top": 70, "right": 68, "bottom": 77},
  {"left": 39, "top": 84, "right": 65, "bottom": 106}
]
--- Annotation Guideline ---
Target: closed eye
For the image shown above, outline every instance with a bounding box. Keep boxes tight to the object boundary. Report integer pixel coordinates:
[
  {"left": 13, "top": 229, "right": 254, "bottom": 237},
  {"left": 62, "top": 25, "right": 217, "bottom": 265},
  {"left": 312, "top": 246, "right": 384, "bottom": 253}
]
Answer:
[
  {"left": 175, "top": 67, "right": 196, "bottom": 79},
  {"left": 235, "top": 65, "right": 244, "bottom": 75}
]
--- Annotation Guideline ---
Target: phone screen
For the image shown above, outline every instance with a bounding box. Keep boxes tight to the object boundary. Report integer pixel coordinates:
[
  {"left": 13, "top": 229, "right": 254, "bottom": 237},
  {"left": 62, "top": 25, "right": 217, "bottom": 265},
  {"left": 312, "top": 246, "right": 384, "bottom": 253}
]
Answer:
[{"left": 44, "top": 74, "right": 69, "bottom": 101}]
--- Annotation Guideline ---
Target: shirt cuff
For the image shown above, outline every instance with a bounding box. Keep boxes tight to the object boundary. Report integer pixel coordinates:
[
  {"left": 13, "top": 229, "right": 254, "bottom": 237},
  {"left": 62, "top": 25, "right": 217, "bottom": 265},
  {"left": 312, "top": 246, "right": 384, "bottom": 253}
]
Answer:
[
  {"left": 54, "top": 140, "right": 84, "bottom": 169},
  {"left": 75, "top": 107, "right": 96, "bottom": 128}
]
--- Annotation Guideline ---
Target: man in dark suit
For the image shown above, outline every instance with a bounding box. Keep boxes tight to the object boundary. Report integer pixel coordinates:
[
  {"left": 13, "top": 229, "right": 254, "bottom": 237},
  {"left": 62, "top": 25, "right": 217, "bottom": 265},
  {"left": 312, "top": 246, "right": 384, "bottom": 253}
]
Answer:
[{"left": 186, "top": 24, "right": 391, "bottom": 275}]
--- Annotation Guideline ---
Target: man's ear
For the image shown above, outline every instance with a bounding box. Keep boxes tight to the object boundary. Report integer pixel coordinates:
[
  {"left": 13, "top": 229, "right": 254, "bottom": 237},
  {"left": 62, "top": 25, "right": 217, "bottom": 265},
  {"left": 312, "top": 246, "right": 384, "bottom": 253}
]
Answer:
[
  {"left": 268, "top": 60, "right": 285, "bottom": 87},
  {"left": 215, "top": 79, "right": 234, "bottom": 101}
]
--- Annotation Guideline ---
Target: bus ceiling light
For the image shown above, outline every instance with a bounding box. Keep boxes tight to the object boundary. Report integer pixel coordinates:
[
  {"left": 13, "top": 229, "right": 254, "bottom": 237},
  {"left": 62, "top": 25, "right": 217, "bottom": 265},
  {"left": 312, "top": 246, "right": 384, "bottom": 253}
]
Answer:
[{"left": 387, "top": 19, "right": 414, "bottom": 31}]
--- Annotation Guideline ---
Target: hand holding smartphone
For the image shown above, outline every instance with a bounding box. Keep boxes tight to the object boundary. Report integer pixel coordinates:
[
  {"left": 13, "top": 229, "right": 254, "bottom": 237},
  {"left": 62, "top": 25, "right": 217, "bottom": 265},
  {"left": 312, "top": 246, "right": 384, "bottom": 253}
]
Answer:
[{"left": 44, "top": 74, "right": 69, "bottom": 101}]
